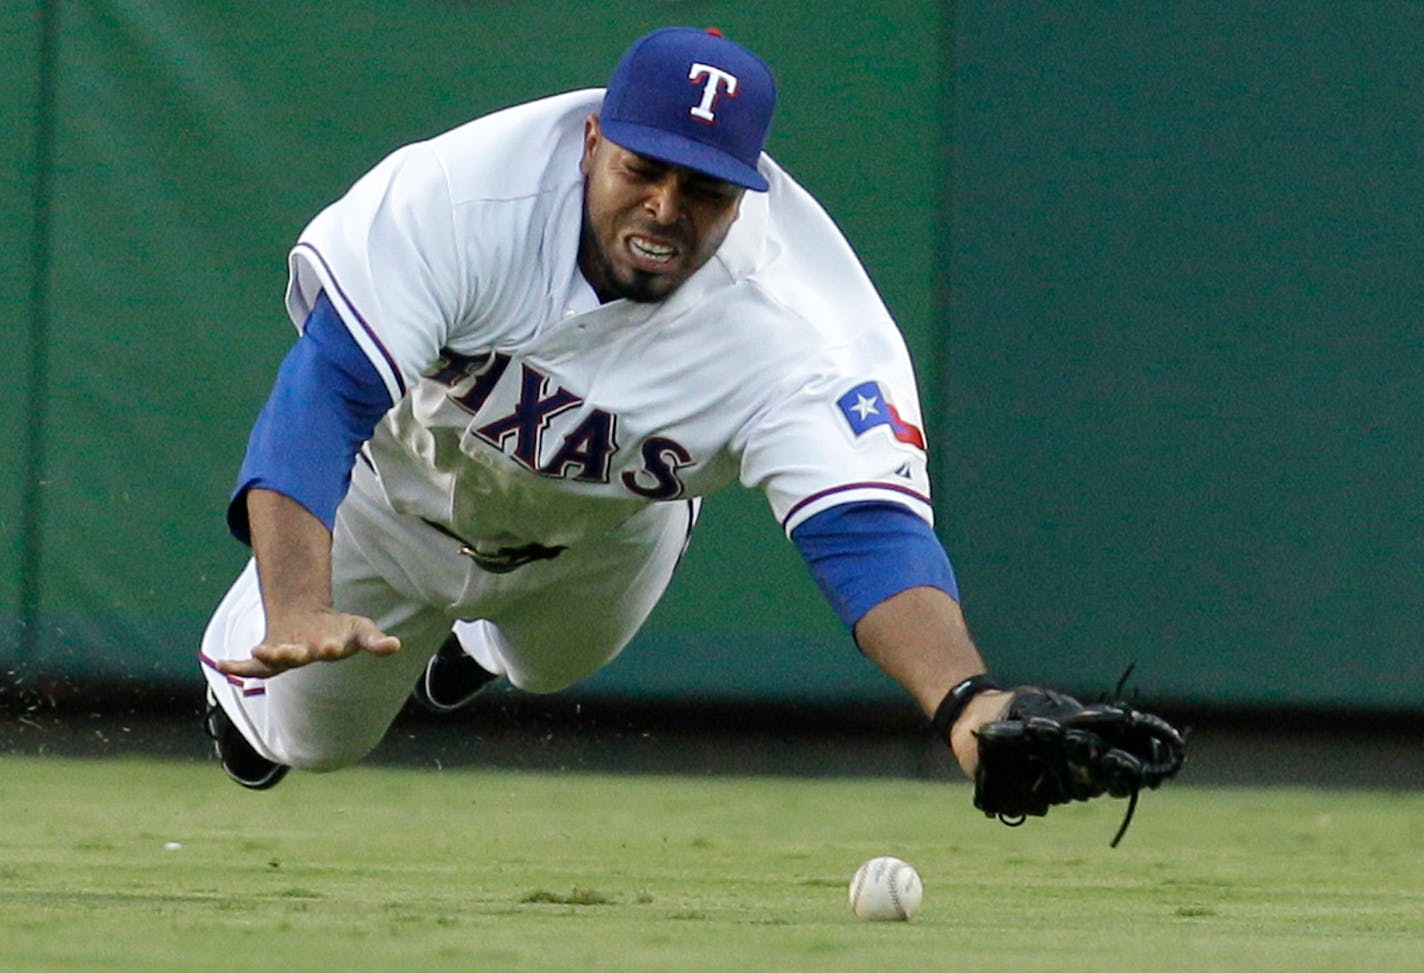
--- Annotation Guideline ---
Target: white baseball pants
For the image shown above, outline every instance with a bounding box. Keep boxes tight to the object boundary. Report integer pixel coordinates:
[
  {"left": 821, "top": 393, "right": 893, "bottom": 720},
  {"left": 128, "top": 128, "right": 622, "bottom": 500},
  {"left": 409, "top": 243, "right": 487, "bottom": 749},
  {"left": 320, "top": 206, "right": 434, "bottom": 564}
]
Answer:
[{"left": 199, "top": 470, "right": 697, "bottom": 772}]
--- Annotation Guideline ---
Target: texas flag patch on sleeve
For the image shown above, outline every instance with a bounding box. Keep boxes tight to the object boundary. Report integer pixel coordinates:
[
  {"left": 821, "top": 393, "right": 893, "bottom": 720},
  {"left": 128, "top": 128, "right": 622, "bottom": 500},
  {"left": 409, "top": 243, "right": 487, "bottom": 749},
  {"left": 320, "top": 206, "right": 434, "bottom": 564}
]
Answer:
[{"left": 836, "top": 381, "right": 925, "bottom": 449}]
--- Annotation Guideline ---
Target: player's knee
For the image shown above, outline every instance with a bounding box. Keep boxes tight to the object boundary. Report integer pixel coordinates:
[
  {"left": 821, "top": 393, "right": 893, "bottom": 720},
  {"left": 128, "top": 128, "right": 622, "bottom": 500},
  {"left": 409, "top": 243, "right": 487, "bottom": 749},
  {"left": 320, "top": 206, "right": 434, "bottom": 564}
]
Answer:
[
  {"left": 285, "top": 750, "right": 360, "bottom": 773},
  {"left": 506, "top": 671, "right": 581, "bottom": 695},
  {"left": 273, "top": 731, "right": 383, "bottom": 773},
  {"left": 497, "top": 624, "right": 629, "bottom": 694}
]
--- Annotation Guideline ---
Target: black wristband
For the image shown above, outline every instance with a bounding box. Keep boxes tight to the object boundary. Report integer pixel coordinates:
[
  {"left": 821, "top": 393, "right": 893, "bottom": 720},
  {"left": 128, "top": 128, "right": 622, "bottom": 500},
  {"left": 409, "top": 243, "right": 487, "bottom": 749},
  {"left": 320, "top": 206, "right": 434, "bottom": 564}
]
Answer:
[{"left": 930, "top": 673, "right": 1001, "bottom": 743}]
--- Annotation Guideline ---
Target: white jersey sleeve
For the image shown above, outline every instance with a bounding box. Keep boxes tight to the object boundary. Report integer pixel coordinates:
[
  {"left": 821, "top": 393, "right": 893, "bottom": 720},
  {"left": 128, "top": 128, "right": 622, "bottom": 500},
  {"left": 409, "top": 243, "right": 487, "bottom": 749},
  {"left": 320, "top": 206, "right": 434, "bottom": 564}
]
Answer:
[
  {"left": 284, "top": 141, "right": 464, "bottom": 403},
  {"left": 732, "top": 164, "right": 936, "bottom": 536},
  {"left": 740, "top": 340, "right": 934, "bottom": 537}
]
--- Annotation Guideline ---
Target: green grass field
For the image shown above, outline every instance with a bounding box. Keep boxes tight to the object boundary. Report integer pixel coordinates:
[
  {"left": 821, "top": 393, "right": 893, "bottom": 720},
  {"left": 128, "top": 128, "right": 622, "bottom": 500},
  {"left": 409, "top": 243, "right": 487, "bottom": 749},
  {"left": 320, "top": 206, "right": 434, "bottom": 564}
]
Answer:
[{"left": 3, "top": 756, "right": 1421, "bottom": 972}]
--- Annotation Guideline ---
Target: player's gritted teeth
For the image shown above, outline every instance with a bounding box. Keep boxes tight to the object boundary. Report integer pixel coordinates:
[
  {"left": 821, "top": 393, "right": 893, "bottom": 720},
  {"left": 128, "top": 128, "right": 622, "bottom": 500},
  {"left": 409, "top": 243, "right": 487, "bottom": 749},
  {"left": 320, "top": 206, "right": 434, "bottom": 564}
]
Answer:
[{"left": 626, "top": 234, "right": 680, "bottom": 270}]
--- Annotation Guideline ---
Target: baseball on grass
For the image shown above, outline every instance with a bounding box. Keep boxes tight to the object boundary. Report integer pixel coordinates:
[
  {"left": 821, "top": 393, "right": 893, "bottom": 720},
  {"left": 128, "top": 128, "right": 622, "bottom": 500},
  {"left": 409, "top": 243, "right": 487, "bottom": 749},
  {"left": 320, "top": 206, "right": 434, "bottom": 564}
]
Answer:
[{"left": 849, "top": 856, "right": 923, "bottom": 921}]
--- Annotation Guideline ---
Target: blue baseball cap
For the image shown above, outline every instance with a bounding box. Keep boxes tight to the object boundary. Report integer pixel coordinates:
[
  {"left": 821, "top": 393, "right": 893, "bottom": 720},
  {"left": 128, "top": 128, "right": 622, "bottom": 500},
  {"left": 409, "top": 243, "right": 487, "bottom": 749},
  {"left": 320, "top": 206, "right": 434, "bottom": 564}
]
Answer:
[{"left": 601, "top": 27, "right": 776, "bottom": 192}]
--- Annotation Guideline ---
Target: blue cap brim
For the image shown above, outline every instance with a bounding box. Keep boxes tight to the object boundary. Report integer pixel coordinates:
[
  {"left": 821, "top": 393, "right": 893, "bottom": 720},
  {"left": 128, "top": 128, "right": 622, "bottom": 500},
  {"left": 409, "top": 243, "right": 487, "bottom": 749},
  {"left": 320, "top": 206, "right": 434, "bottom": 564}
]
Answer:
[{"left": 601, "top": 119, "right": 770, "bottom": 192}]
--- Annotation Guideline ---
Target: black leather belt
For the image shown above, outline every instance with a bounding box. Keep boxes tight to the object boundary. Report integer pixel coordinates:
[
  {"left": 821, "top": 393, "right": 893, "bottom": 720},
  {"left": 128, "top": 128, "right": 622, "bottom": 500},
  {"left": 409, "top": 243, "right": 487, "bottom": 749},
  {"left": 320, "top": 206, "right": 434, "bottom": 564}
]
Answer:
[{"left": 422, "top": 518, "right": 566, "bottom": 574}]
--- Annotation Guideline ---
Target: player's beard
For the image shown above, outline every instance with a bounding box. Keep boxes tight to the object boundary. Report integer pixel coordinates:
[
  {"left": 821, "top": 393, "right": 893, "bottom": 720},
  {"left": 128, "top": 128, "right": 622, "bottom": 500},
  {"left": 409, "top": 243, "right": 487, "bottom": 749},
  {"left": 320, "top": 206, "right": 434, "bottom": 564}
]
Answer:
[{"left": 576, "top": 210, "right": 682, "bottom": 305}]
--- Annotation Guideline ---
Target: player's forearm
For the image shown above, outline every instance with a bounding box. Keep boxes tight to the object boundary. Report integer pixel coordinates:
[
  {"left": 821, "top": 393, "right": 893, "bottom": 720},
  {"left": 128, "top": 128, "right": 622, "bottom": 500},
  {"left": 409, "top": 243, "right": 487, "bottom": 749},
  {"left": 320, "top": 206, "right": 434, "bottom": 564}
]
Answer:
[
  {"left": 247, "top": 487, "right": 335, "bottom": 622},
  {"left": 854, "top": 586, "right": 1010, "bottom": 775},
  {"left": 853, "top": 586, "right": 988, "bottom": 716}
]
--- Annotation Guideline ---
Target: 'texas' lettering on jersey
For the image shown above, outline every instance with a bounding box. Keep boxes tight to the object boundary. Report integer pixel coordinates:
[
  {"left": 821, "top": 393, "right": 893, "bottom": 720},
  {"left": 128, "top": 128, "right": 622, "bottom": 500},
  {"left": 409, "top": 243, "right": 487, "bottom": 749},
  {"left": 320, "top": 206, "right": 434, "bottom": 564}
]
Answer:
[{"left": 429, "top": 351, "right": 693, "bottom": 500}]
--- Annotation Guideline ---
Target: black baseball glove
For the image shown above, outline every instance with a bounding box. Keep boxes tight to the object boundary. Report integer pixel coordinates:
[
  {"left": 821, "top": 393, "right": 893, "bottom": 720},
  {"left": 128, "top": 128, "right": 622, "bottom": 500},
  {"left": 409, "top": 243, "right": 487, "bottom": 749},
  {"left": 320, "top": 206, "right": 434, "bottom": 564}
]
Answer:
[{"left": 970, "top": 683, "right": 1186, "bottom": 846}]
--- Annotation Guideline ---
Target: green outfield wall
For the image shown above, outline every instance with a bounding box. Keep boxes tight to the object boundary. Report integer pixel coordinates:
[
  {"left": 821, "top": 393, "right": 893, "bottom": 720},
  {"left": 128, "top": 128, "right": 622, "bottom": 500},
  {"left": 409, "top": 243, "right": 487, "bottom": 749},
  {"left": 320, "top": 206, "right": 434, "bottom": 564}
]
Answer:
[{"left": 6, "top": 2, "right": 1420, "bottom": 712}]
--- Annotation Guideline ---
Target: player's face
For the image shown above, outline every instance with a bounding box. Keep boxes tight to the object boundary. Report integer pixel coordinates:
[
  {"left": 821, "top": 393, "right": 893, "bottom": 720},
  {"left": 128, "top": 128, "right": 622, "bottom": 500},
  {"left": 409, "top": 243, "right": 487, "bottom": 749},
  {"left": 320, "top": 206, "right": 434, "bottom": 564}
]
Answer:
[{"left": 579, "top": 115, "right": 744, "bottom": 304}]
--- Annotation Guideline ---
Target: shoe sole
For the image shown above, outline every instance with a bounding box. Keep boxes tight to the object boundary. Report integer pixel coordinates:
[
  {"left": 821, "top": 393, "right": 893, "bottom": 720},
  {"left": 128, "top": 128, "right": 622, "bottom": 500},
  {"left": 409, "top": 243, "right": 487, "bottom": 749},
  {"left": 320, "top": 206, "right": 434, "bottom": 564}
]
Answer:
[{"left": 204, "top": 690, "right": 291, "bottom": 790}]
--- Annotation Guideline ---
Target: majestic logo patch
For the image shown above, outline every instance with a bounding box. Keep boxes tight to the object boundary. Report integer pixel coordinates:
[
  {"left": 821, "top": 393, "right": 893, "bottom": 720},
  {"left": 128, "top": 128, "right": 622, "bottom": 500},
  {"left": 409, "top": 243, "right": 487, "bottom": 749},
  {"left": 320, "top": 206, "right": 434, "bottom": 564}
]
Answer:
[{"left": 836, "top": 381, "right": 925, "bottom": 449}]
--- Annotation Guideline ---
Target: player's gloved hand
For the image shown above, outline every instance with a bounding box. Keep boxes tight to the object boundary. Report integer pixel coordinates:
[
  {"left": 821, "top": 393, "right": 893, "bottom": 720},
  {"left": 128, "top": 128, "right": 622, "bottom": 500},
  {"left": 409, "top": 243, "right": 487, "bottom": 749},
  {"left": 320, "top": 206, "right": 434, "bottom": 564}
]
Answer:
[
  {"left": 943, "top": 687, "right": 1013, "bottom": 778},
  {"left": 973, "top": 685, "right": 1187, "bottom": 846},
  {"left": 215, "top": 608, "right": 402, "bottom": 679},
  {"left": 933, "top": 674, "right": 1186, "bottom": 846}
]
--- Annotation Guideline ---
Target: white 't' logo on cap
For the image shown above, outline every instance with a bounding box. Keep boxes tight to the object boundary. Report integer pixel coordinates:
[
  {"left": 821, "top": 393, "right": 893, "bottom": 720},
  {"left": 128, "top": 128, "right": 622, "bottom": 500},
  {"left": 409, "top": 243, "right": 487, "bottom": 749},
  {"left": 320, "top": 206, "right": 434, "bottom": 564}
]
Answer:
[{"left": 688, "top": 63, "right": 739, "bottom": 124}]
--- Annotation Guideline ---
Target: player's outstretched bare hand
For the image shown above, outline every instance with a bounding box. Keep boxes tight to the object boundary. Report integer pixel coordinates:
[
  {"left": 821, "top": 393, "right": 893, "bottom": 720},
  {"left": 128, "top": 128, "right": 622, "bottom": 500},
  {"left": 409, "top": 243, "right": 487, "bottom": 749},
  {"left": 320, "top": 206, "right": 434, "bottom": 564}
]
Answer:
[{"left": 216, "top": 609, "right": 402, "bottom": 679}]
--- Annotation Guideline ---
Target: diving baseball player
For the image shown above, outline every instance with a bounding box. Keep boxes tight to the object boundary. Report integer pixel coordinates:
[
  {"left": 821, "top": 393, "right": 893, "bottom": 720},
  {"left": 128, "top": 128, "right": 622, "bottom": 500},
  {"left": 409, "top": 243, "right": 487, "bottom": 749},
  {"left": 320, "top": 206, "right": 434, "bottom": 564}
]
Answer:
[{"left": 198, "top": 28, "right": 1184, "bottom": 831}]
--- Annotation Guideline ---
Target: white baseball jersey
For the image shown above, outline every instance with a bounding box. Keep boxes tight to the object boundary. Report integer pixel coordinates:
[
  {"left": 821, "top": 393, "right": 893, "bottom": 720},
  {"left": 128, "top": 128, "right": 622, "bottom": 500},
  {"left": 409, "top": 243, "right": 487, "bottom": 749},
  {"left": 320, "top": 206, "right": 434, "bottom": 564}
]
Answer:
[{"left": 283, "top": 89, "right": 933, "bottom": 556}]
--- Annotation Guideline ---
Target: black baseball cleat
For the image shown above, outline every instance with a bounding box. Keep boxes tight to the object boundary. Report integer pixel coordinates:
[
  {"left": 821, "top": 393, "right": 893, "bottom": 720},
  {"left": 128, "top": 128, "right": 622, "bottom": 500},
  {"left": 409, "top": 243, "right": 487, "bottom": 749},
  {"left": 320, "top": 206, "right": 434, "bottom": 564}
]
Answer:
[
  {"left": 412, "top": 634, "right": 499, "bottom": 713},
  {"left": 203, "top": 690, "right": 290, "bottom": 790}
]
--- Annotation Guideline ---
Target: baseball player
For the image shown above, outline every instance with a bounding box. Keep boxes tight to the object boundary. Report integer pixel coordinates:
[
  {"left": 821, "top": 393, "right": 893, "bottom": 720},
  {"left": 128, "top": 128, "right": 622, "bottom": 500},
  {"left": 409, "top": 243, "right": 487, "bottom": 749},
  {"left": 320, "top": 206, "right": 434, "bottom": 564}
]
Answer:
[{"left": 199, "top": 28, "right": 1183, "bottom": 830}]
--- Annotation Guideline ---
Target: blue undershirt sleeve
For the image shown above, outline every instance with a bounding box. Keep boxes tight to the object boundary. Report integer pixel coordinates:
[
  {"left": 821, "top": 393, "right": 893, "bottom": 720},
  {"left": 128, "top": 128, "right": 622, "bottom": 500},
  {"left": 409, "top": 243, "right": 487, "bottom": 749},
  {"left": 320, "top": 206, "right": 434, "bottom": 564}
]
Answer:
[
  {"left": 791, "top": 501, "right": 960, "bottom": 631},
  {"left": 226, "top": 292, "right": 393, "bottom": 545}
]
